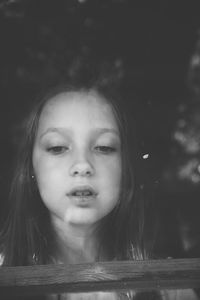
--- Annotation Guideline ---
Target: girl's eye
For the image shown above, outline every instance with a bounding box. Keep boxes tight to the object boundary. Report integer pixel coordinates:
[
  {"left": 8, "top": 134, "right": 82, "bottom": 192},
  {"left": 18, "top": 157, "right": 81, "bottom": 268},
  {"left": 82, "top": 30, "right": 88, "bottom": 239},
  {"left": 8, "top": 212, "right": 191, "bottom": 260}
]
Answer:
[
  {"left": 47, "top": 146, "right": 68, "bottom": 155},
  {"left": 95, "top": 146, "right": 116, "bottom": 154}
]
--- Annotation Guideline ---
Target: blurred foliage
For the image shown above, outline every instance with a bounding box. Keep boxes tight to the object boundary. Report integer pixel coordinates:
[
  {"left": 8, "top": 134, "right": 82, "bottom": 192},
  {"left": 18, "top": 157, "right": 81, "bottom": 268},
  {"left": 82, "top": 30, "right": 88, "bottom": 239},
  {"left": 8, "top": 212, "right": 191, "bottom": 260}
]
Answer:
[{"left": 164, "top": 33, "right": 200, "bottom": 188}]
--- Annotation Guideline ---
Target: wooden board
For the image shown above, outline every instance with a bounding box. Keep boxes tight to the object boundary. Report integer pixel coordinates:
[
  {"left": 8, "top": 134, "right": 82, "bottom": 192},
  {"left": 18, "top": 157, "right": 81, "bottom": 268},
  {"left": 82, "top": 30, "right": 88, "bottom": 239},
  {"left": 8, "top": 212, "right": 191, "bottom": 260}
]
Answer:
[{"left": 0, "top": 258, "right": 200, "bottom": 296}]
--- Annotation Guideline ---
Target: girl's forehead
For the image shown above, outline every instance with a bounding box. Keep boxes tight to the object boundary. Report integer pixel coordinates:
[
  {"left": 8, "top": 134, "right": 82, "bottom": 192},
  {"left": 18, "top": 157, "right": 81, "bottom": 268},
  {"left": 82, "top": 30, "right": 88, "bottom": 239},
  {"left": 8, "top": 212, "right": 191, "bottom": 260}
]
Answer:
[
  {"left": 38, "top": 90, "right": 119, "bottom": 131},
  {"left": 45, "top": 90, "right": 107, "bottom": 108}
]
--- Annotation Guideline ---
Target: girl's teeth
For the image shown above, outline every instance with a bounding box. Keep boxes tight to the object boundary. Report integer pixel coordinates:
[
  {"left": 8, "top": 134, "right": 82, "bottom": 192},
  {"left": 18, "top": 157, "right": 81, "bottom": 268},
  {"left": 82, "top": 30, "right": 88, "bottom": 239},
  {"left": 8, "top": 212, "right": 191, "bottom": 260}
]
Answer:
[{"left": 74, "top": 190, "right": 92, "bottom": 196}]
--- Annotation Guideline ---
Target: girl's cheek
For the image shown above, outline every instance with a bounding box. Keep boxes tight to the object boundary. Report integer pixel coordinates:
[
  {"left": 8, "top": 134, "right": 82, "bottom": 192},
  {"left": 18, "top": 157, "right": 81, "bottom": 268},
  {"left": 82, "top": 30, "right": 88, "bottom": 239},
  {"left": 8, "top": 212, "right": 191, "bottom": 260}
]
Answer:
[{"left": 97, "top": 156, "right": 121, "bottom": 176}]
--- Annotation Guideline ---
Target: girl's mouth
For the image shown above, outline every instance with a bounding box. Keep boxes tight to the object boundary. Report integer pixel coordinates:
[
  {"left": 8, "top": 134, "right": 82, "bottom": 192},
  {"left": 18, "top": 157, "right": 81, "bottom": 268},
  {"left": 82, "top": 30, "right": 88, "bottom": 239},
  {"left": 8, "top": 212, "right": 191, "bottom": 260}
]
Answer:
[{"left": 67, "top": 186, "right": 97, "bottom": 206}]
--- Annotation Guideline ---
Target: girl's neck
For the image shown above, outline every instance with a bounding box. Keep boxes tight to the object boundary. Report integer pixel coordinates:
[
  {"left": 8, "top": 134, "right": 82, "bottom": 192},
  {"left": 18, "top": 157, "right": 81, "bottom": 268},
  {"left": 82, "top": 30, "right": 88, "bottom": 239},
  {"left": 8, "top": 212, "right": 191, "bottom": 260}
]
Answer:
[{"left": 51, "top": 216, "right": 100, "bottom": 264}]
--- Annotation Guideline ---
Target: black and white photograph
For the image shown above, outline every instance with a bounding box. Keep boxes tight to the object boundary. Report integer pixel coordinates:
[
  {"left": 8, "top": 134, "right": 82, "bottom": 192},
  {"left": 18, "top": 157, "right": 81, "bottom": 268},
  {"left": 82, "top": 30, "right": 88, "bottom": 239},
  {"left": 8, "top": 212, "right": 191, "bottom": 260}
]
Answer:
[{"left": 0, "top": 0, "right": 200, "bottom": 299}]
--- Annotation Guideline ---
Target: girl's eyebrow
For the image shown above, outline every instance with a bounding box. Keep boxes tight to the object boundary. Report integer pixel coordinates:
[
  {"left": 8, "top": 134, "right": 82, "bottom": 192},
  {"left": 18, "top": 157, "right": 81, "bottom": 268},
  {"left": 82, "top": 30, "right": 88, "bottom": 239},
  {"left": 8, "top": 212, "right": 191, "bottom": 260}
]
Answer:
[
  {"left": 94, "top": 127, "right": 120, "bottom": 136},
  {"left": 39, "top": 127, "right": 72, "bottom": 139},
  {"left": 39, "top": 127, "right": 120, "bottom": 139}
]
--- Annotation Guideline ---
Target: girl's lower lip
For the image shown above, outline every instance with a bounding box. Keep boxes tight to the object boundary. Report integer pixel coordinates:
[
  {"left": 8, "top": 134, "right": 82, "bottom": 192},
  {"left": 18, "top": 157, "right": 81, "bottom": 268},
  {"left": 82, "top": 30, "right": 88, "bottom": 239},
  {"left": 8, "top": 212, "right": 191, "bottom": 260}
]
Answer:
[{"left": 68, "top": 195, "right": 96, "bottom": 207}]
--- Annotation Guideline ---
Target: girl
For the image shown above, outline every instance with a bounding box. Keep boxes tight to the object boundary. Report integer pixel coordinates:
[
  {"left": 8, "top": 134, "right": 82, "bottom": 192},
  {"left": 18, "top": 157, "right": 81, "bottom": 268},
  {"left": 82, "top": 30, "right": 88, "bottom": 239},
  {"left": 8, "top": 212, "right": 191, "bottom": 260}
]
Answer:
[{"left": 0, "top": 82, "right": 197, "bottom": 300}]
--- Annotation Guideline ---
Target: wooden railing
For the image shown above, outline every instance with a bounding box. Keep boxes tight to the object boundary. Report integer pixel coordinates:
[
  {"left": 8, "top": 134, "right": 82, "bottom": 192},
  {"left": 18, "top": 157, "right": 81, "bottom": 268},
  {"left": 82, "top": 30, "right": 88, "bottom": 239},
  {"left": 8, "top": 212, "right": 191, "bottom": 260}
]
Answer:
[{"left": 0, "top": 258, "right": 200, "bottom": 297}]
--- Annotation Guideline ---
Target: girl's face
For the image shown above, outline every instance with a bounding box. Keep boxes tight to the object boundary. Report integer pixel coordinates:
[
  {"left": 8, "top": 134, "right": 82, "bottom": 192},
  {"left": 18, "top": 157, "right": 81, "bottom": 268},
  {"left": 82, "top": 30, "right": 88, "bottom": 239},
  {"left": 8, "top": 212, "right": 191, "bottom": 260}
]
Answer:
[{"left": 32, "top": 90, "right": 122, "bottom": 227}]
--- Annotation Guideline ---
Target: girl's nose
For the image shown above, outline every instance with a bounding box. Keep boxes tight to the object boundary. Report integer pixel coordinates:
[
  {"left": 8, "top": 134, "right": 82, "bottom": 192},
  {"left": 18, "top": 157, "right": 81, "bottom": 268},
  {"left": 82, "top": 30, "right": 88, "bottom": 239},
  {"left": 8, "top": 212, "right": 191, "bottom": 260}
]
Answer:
[{"left": 69, "top": 159, "right": 94, "bottom": 177}]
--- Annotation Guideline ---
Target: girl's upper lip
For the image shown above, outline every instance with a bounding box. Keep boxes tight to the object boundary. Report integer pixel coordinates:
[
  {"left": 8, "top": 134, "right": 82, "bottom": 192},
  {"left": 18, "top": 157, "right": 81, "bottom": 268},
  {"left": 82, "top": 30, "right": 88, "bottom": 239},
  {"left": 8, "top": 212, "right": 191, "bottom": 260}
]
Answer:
[{"left": 67, "top": 185, "right": 97, "bottom": 196}]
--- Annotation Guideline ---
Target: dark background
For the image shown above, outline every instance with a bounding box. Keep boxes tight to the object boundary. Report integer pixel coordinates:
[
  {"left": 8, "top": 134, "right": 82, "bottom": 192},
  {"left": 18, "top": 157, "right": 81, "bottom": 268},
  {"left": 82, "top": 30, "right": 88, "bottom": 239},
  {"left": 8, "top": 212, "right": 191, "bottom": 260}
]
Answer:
[{"left": 0, "top": 0, "right": 200, "bottom": 258}]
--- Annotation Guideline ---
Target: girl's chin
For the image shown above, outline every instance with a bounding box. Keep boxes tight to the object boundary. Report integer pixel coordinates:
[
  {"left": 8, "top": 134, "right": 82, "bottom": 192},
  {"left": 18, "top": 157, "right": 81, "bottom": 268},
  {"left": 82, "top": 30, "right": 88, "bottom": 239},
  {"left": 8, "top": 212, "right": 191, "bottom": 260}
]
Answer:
[
  {"left": 63, "top": 210, "right": 101, "bottom": 226},
  {"left": 66, "top": 217, "right": 99, "bottom": 226}
]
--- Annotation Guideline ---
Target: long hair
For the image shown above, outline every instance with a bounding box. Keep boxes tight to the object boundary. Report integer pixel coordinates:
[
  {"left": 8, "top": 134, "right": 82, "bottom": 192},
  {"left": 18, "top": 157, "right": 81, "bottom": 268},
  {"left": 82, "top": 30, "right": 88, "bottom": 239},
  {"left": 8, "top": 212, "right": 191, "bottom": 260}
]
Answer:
[{"left": 0, "top": 81, "right": 147, "bottom": 266}]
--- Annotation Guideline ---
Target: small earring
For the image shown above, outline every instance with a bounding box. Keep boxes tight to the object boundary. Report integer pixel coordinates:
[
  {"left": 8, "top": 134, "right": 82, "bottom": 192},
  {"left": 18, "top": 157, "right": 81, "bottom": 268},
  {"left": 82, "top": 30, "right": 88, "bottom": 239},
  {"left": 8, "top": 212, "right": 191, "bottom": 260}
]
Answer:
[{"left": 31, "top": 175, "right": 35, "bottom": 179}]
